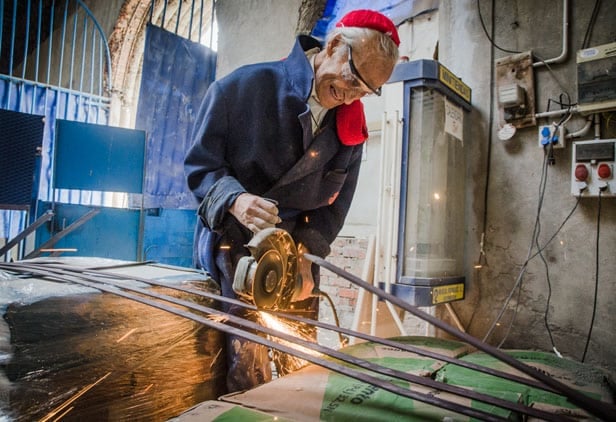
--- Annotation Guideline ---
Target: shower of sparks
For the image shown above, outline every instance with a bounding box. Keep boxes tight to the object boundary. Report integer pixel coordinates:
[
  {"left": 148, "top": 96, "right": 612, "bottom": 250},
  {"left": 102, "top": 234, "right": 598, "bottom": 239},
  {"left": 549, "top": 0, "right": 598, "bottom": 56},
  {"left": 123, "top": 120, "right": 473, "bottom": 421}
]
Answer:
[
  {"left": 205, "top": 310, "right": 319, "bottom": 375},
  {"left": 40, "top": 371, "right": 112, "bottom": 422},
  {"left": 116, "top": 327, "right": 137, "bottom": 343},
  {"left": 259, "top": 311, "right": 320, "bottom": 374}
]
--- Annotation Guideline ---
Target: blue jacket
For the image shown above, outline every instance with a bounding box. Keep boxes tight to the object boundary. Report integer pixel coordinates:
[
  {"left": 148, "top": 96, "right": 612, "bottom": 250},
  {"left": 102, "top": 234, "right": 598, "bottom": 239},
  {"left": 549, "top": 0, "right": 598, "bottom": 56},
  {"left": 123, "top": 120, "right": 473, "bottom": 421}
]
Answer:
[{"left": 184, "top": 35, "right": 364, "bottom": 286}]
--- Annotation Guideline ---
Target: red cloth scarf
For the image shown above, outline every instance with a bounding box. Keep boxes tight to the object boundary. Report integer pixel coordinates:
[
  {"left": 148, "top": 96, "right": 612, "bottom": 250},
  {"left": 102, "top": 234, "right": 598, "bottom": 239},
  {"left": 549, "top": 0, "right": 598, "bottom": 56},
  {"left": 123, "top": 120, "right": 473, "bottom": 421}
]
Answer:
[{"left": 336, "top": 100, "right": 368, "bottom": 146}]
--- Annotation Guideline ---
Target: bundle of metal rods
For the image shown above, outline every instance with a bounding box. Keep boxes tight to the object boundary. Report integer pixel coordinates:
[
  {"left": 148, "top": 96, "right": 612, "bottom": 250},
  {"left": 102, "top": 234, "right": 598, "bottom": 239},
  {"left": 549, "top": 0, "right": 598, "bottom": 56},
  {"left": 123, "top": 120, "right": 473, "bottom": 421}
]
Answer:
[{"left": 0, "top": 259, "right": 614, "bottom": 421}]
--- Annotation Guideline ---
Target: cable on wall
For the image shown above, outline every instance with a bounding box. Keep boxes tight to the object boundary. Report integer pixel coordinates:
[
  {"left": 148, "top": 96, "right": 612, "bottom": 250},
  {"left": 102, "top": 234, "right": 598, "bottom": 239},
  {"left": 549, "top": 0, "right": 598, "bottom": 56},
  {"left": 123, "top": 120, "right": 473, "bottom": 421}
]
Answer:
[
  {"left": 484, "top": 109, "right": 577, "bottom": 347},
  {"left": 476, "top": 0, "right": 521, "bottom": 55},
  {"left": 581, "top": 190, "right": 603, "bottom": 362},
  {"left": 581, "top": 0, "right": 601, "bottom": 50}
]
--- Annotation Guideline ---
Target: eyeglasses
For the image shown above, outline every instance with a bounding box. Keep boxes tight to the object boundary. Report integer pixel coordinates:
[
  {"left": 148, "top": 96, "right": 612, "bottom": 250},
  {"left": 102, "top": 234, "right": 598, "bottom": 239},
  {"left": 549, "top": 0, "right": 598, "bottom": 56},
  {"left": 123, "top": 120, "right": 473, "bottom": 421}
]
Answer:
[{"left": 348, "top": 45, "right": 382, "bottom": 96}]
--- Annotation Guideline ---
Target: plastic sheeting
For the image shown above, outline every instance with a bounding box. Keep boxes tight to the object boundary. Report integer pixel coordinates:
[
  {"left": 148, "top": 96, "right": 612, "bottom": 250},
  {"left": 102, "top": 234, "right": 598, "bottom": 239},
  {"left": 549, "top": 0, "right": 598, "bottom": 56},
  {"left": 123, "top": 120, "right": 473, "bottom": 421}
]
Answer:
[
  {"left": 311, "top": 0, "right": 439, "bottom": 41},
  {"left": 0, "top": 258, "right": 226, "bottom": 421}
]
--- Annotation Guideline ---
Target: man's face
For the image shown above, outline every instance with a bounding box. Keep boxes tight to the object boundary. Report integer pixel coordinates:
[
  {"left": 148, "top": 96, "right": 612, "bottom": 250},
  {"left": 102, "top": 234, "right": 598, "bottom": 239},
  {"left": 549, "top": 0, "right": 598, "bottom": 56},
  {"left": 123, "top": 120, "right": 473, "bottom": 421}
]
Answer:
[{"left": 315, "top": 37, "right": 394, "bottom": 109}]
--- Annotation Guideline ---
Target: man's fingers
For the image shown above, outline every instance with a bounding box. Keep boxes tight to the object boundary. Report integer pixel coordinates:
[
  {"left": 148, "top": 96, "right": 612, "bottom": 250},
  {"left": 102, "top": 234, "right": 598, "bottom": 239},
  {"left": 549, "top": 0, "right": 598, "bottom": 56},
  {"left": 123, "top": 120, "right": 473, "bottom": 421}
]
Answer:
[{"left": 230, "top": 193, "right": 281, "bottom": 232}]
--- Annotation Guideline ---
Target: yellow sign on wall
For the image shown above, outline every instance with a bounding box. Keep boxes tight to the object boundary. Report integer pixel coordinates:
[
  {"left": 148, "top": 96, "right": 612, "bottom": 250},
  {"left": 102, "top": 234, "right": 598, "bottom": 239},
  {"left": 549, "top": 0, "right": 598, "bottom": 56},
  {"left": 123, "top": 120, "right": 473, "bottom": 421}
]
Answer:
[
  {"left": 432, "top": 283, "right": 465, "bottom": 305},
  {"left": 439, "top": 65, "right": 471, "bottom": 103}
]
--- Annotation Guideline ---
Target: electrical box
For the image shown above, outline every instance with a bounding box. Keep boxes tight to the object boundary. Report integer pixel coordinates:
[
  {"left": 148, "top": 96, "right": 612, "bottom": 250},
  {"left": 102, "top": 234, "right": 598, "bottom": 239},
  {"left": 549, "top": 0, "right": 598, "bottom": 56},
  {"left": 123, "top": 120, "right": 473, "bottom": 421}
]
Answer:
[
  {"left": 538, "top": 124, "right": 566, "bottom": 149},
  {"left": 577, "top": 42, "right": 616, "bottom": 114},
  {"left": 495, "top": 51, "right": 536, "bottom": 128},
  {"left": 571, "top": 139, "right": 615, "bottom": 197}
]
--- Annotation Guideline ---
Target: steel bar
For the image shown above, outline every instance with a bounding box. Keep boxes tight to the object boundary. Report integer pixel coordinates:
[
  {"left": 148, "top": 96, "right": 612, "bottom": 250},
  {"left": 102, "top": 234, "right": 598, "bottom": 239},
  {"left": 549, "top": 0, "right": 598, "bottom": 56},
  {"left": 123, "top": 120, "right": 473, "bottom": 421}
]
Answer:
[
  {"left": 0, "top": 262, "right": 578, "bottom": 421},
  {"left": 0, "top": 262, "right": 508, "bottom": 422},
  {"left": 24, "top": 209, "right": 100, "bottom": 259},
  {"left": 68, "top": 262, "right": 568, "bottom": 394},
  {"left": 5, "top": 261, "right": 567, "bottom": 394},
  {"left": 0, "top": 211, "right": 54, "bottom": 258},
  {"left": 305, "top": 253, "right": 616, "bottom": 421}
]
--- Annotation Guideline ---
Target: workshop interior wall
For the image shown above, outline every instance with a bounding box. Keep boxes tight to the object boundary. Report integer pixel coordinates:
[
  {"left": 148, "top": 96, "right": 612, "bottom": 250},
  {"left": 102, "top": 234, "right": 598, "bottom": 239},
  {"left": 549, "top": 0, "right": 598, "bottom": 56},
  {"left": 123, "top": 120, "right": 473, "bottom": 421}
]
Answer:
[{"left": 438, "top": 0, "right": 616, "bottom": 375}]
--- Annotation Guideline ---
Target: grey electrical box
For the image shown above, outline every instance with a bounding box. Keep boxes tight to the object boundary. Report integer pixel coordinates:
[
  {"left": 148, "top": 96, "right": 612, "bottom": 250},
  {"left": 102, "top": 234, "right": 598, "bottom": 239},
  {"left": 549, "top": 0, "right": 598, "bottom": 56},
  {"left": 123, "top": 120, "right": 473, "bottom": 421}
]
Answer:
[{"left": 577, "top": 42, "right": 616, "bottom": 114}]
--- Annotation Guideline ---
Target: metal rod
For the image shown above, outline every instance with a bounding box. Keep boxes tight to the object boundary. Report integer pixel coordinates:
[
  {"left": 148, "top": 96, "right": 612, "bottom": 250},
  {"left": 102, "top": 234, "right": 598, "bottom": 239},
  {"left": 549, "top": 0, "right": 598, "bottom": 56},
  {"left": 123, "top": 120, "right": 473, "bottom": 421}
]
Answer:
[
  {"left": 304, "top": 253, "right": 616, "bottom": 421},
  {"left": 14, "top": 260, "right": 566, "bottom": 395},
  {"left": 0, "top": 211, "right": 54, "bottom": 258},
  {"left": 0, "top": 262, "right": 510, "bottom": 422},
  {"left": 0, "top": 262, "right": 584, "bottom": 420},
  {"left": 23, "top": 209, "right": 100, "bottom": 259}
]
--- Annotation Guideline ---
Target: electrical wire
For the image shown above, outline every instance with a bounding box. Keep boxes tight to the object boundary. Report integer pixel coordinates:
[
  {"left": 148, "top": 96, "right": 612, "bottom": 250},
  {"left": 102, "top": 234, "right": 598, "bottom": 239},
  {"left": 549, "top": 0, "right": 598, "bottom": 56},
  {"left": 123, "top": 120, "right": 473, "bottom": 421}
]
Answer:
[
  {"left": 476, "top": 0, "right": 521, "bottom": 54},
  {"left": 547, "top": 93, "right": 576, "bottom": 113},
  {"left": 581, "top": 0, "right": 601, "bottom": 49},
  {"left": 535, "top": 212, "right": 558, "bottom": 355},
  {"left": 316, "top": 289, "right": 348, "bottom": 347},
  {"left": 532, "top": 53, "right": 572, "bottom": 101},
  {"left": 492, "top": 186, "right": 582, "bottom": 348},
  {"left": 484, "top": 108, "right": 574, "bottom": 348},
  {"left": 466, "top": 0, "right": 498, "bottom": 335},
  {"left": 485, "top": 151, "right": 548, "bottom": 344},
  {"left": 494, "top": 149, "right": 550, "bottom": 347},
  {"left": 581, "top": 190, "right": 602, "bottom": 362}
]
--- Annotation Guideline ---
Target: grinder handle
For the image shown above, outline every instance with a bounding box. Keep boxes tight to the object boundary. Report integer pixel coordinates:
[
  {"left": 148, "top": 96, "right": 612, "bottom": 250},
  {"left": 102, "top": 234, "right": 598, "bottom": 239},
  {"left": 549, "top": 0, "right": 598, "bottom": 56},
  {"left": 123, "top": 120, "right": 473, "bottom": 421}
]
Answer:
[{"left": 290, "top": 273, "right": 321, "bottom": 302}]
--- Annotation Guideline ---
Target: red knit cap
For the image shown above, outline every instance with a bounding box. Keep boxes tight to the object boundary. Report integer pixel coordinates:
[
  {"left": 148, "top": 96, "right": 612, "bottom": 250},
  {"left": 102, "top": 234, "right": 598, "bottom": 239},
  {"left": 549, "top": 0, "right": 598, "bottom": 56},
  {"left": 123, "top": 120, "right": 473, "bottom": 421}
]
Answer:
[{"left": 336, "top": 9, "right": 400, "bottom": 47}]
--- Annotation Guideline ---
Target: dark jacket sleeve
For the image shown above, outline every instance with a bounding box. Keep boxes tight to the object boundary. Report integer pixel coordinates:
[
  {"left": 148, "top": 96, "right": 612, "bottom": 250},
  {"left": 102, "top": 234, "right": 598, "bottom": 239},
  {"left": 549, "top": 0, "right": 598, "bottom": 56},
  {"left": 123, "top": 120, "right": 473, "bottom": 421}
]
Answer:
[
  {"left": 291, "top": 145, "right": 363, "bottom": 258},
  {"left": 184, "top": 81, "right": 246, "bottom": 231}
]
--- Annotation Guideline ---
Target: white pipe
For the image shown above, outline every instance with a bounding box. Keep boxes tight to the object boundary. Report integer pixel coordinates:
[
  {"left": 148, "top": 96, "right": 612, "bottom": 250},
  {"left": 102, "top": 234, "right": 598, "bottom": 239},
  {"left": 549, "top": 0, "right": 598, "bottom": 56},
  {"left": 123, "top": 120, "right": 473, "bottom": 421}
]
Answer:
[
  {"left": 384, "top": 111, "right": 401, "bottom": 292},
  {"left": 371, "top": 111, "right": 389, "bottom": 336},
  {"left": 445, "top": 303, "right": 466, "bottom": 333},
  {"left": 594, "top": 113, "right": 601, "bottom": 139},
  {"left": 385, "top": 300, "right": 407, "bottom": 335},
  {"left": 535, "top": 106, "right": 578, "bottom": 119},
  {"left": 532, "top": 0, "right": 569, "bottom": 67},
  {"left": 565, "top": 115, "right": 593, "bottom": 139},
  {"left": 349, "top": 235, "right": 376, "bottom": 344}
]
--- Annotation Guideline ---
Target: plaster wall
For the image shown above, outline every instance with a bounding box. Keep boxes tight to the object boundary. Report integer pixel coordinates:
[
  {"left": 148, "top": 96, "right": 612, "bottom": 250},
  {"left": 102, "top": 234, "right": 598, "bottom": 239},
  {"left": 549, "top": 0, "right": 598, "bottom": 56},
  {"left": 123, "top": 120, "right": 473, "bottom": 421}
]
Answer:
[
  {"left": 438, "top": 0, "right": 616, "bottom": 374},
  {"left": 215, "top": 0, "right": 303, "bottom": 78}
]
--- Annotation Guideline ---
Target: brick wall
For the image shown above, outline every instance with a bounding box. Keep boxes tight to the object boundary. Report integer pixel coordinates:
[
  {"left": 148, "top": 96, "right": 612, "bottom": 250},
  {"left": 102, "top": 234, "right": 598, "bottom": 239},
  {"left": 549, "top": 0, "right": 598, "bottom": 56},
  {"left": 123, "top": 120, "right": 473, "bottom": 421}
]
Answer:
[
  {"left": 316, "top": 236, "right": 438, "bottom": 347},
  {"left": 317, "top": 236, "right": 367, "bottom": 343}
]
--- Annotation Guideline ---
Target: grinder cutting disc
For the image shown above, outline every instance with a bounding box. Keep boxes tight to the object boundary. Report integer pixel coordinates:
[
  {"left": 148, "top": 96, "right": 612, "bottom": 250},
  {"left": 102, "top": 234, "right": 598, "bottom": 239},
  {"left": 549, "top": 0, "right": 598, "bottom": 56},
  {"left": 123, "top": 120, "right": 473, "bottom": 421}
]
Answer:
[{"left": 245, "top": 228, "right": 298, "bottom": 310}]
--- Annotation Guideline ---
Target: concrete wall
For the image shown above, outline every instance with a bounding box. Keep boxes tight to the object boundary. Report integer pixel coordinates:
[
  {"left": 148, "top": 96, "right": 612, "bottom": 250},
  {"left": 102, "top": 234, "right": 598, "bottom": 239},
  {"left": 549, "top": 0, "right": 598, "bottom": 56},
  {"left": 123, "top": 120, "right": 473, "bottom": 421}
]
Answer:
[
  {"left": 215, "top": 0, "right": 303, "bottom": 78},
  {"left": 438, "top": 0, "right": 616, "bottom": 374}
]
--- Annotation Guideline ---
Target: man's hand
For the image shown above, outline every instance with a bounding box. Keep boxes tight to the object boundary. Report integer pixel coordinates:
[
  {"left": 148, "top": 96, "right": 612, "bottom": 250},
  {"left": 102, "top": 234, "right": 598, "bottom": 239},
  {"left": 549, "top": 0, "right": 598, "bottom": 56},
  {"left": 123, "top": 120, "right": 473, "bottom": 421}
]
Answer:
[{"left": 229, "top": 193, "right": 281, "bottom": 233}]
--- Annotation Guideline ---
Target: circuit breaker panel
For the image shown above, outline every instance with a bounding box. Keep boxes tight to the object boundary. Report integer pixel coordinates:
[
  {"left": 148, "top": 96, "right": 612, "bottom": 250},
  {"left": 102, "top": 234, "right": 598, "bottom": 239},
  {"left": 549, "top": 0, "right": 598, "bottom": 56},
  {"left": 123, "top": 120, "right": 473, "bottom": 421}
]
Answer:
[{"left": 571, "top": 139, "right": 615, "bottom": 197}]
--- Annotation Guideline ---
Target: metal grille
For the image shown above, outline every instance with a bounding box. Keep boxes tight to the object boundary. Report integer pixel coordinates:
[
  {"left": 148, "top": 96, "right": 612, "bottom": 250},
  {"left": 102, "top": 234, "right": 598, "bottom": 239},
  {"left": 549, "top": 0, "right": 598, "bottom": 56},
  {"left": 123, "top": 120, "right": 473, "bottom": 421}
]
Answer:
[{"left": 0, "top": 109, "right": 44, "bottom": 208}]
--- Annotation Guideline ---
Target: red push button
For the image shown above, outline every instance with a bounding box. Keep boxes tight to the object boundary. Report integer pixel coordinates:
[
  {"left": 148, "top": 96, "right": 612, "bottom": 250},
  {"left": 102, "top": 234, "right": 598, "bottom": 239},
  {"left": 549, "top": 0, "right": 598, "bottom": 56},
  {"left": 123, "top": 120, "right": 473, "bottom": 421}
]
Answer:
[
  {"left": 575, "top": 164, "right": 589, "bottom": 181},
  {"left": 597, "top": 163, "right": 612, "bottom": 179}
]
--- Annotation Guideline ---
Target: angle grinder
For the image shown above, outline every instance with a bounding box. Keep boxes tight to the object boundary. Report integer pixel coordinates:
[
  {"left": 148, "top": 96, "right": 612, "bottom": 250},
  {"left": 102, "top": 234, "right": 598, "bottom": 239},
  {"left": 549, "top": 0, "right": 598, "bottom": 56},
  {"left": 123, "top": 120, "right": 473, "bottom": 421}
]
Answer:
[{"left": 233, "top": 228, "right": 308, "bottom": 310}]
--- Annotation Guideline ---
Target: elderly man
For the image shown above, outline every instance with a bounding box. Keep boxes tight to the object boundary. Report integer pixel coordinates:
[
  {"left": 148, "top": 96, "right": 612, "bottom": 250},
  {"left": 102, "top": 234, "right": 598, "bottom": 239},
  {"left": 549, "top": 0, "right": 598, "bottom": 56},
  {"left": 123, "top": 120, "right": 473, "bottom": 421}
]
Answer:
[{"left": 185, "top": 9, "right": 400, "bottom": 392}]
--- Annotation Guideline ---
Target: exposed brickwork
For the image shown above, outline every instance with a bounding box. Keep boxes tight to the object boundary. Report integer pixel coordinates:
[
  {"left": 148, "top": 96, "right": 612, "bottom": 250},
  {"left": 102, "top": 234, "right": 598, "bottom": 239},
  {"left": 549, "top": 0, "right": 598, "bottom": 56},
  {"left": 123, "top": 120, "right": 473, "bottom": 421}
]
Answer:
[{"left": 318, "top": 236, "right": 367, "bottom": 329}]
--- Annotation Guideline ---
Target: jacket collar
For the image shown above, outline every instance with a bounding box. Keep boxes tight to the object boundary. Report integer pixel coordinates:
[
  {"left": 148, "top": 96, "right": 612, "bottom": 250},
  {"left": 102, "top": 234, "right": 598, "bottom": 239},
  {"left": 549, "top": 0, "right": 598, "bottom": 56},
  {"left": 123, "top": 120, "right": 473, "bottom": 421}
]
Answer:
[{"left": 282, "top": 35, "right": 322, "bottom": 102}]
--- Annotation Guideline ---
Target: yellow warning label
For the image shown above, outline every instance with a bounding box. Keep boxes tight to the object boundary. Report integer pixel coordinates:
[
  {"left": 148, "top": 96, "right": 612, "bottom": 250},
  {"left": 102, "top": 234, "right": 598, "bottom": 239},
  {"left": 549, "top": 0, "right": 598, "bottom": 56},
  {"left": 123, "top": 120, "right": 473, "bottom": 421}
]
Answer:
[
  {"left": 432, "top": 283, "right": 465, "bottom": 305},
  {"left": 439, "top": 65, "right": 471, "bottom": 104}
]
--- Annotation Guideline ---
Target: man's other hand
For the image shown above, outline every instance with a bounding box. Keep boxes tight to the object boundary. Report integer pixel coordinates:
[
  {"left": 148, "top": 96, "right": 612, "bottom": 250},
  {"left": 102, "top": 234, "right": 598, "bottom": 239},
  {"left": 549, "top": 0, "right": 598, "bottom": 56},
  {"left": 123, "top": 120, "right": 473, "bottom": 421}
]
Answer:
[{"left": 229, "top": 193, "right": 281, "bottom": 233}]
